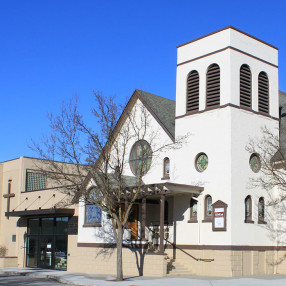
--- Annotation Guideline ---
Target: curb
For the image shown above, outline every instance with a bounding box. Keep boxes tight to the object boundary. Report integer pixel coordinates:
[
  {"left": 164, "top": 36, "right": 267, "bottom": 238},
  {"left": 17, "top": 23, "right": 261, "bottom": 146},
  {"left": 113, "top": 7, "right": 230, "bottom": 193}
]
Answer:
[{"left": 0, "top": 270, "right": 102, "bottom": 286}]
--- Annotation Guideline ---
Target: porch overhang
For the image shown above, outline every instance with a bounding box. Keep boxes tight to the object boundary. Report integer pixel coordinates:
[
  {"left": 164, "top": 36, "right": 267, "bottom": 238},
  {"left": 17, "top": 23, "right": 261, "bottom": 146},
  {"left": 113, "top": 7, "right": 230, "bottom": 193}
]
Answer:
[
  {"left": 162, "top": 182, "right": 203, "bottom": 195},
  {"left": 5, "top": 208, "right": 75, "bottom": 217},
  {"left": 131, "top": 182, "right": 204, "bottom": 198}
]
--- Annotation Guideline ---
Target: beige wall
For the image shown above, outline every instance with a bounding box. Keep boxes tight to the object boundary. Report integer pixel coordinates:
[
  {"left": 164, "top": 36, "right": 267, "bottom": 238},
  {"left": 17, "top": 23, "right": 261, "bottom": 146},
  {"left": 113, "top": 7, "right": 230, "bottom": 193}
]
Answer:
[
  {"left": 67, "top": 244, "right": 286, "bottom": 277},
  {"left": 0, "top": 157, "right": 79, "bottom": 268},
  {"left": 68, "top": 245, "right": 167, "bottom": 277}
]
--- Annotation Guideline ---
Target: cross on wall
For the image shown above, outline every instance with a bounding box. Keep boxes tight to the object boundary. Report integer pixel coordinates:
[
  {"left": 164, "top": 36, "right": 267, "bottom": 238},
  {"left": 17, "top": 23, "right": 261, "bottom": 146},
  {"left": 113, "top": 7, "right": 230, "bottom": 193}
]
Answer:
[{"left": 3, "top": 180, "right": 15, "bottom": 219}]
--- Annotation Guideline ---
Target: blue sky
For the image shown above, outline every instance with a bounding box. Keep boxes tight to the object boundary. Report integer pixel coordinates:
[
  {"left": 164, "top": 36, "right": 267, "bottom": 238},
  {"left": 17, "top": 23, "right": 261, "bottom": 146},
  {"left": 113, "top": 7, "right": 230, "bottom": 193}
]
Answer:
[{"left": 0, "top": 0, "right": 286, "bottom": 162}]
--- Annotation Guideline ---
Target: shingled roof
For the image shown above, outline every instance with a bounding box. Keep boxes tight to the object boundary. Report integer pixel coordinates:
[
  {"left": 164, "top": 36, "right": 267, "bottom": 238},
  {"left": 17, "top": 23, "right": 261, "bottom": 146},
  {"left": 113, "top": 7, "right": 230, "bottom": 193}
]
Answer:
[
  {"left": 271, "top": 90, "right": 286, "bottom": 162},
  {"left": 135, "top": 89, "right": 176, "bottom": 139}
]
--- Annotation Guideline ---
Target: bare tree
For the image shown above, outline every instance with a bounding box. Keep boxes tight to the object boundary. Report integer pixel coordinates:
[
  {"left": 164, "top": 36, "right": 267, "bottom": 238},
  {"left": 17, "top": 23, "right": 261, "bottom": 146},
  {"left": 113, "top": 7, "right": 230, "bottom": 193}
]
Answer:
[
  {"left": 247, "top": 126, "right": 286, "bottom": 268},
  {"left": 31, "top": 91, "right": 185, "bottom": 280}
]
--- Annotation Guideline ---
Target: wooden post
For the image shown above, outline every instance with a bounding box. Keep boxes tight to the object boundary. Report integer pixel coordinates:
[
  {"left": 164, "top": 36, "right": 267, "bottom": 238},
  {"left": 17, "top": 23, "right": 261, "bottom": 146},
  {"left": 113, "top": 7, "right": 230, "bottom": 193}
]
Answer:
[
  {"left": 159, "top": 194, "right": 165, "bottom": 254},
  {"left": 141, "top": 197, "right": 146, "bottom": 240}
]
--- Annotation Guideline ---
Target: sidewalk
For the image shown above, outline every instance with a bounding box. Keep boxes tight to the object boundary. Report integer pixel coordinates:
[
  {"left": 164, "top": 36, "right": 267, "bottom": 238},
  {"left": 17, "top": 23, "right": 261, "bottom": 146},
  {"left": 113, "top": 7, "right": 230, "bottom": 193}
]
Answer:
[{"left": 1, "top": 268, "right": 286, "bottom": 286}]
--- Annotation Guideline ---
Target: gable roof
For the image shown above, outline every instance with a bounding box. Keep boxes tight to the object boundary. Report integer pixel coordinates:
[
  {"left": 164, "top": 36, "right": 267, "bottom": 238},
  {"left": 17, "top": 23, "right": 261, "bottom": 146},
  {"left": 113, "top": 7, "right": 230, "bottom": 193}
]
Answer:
[{"left": 135, "top": 89, "right": 175, "bottom": 140}]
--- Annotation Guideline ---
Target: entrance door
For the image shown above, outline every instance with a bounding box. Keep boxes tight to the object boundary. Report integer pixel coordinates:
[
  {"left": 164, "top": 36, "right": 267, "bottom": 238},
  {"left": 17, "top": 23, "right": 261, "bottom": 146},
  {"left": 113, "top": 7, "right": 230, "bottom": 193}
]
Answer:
[
  {"left": 39, "top": 236, "right": 54, "bottom": 268},
  {"left": 128, "top": 204, "right": 139, "bottom": 240}
]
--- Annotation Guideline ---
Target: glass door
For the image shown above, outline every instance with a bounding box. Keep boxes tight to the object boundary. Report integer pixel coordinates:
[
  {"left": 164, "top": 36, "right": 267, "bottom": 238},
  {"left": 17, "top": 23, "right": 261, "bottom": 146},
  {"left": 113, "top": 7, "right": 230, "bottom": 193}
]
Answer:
[{"left": 39, "top": 236, "right": 54, "bottom": 268}]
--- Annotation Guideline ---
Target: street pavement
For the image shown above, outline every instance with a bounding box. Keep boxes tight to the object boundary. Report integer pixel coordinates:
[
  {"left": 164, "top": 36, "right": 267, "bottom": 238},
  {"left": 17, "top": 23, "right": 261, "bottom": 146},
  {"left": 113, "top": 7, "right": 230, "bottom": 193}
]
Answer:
[
  {"left": 0, "top": 274, "right": 62, "bottom": 285},
  {"left": 1, "top": 268, "right": 286, "bottom": 286}
]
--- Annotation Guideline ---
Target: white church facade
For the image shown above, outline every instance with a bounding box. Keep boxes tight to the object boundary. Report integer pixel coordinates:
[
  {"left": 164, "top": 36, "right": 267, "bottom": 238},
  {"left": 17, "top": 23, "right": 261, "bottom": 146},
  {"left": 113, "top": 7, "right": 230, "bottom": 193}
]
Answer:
[{"left": 75, "top": 26, "right": 286, "bottom": 277}]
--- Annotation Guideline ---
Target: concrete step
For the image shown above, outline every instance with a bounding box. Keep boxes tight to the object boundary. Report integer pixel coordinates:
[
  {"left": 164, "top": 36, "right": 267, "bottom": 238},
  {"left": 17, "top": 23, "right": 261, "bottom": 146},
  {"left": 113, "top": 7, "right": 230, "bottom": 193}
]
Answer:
[{"left": 167, "top": 260, "right": 193, "bottom": 276}]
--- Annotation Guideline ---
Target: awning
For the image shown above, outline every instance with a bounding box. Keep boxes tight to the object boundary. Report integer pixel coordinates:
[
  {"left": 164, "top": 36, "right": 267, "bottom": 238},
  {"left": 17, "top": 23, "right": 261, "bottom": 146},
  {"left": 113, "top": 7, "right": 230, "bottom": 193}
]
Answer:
[{"left": 5, "top": 208, "right": 75, "bottom": 217}]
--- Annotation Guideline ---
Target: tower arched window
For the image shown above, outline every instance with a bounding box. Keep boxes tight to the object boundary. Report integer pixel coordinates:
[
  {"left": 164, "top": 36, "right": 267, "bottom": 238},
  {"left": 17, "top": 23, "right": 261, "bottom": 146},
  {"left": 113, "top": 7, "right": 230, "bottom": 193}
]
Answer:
[
  {"left": 258, "top": 72, "right": 269, "bottom": 114},
  {"left": 203, "top": 195, "right": 212, "bottom": 222},
  {"left": 244, "top": 195, "right": 254, "bottom": 223},
  {"left": 206, "top": 64, "right": 220, "bottom": 108},
  {"left": 186, "top": 70, "right": 199, "bottom": 112},
  {"left": 258, "top": 197, "right": 266, "bottom": 224},
  {"left": 240, "top": 64, "right": 252, "bottom": 108}
]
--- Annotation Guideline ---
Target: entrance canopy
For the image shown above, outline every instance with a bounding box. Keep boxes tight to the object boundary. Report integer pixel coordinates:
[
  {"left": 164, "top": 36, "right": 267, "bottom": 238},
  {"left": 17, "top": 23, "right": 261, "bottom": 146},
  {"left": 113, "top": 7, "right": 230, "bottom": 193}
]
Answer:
[{"left": 5, "top": 208, "right": 75, "bottom": 217}]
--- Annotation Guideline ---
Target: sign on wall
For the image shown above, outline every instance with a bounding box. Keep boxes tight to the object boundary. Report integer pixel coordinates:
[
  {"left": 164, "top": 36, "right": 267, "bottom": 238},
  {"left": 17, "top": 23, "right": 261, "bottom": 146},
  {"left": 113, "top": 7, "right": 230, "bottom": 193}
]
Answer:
[{"left": 212, "top": 200, "right": 228, "bottom": 231}]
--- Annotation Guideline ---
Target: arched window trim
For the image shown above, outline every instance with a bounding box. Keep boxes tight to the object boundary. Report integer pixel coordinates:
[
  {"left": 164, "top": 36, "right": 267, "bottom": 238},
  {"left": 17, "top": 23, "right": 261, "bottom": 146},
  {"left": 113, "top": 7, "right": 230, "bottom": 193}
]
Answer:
[
  {"left": 258, "top": 71, "right": 269, "bottom": 114},
  {"left": 258, "top": 197, "right": 267, "bottom": 224},
  {"left": 188, "top": 197, "right": 198, "bottom": 223},
  {"left": 202, "top": 195, "right": 212, "bottom": 222},
  {"left": 240, "top": 64, "right": 252, "bottom": 108},
  {"left": 244, "top": 195, "right": 254, "bottom": 224},
  {"left": 162, "top": 157, "right": 170, "bottom": 180},
  {"left": 206, "top": 64, "right": 220, "bottom": 108},
  {"left": 186, "top": 70, "right": 200, "bottom": 113}
]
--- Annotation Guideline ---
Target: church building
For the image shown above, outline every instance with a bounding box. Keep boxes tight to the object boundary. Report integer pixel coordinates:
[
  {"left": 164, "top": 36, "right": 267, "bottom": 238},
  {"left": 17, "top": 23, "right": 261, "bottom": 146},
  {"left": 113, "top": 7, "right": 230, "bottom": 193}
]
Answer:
[
  {"left": 1, "top": 26, "right": 286, "bottom": 277},
  {"left": 77, "top": 26, "right": 286, "bottom": 277}
]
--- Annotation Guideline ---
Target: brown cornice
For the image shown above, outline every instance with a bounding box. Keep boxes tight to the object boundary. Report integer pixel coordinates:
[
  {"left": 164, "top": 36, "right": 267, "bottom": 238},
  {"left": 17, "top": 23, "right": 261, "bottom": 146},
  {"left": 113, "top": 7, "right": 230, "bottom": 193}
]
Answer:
[
  {"left": 175, "top": 103, "right": 279, "bottom": 121},
  {"left": 177, "top": 46, "right": 278, "bottom": 68},
  {"left": 177, "top": 26, "right": 278, "bottom": 50},
  {"left": 77, "top": 242, "right": 286, "bottom": 251}
]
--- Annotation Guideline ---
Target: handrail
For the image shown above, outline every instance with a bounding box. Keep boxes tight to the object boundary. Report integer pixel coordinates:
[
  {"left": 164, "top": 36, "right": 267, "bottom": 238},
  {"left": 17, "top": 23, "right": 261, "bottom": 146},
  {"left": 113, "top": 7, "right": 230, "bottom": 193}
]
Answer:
[{"left": 147, "top": 226, "right": 214, "bottom": 262}]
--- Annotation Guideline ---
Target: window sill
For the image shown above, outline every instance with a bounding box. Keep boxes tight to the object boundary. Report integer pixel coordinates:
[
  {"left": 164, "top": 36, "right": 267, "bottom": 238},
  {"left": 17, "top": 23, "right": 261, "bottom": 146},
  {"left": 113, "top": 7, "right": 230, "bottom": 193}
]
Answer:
[
  {"left": 258, "top": 220, "right": 267, "bottom": 224},
  {"left": 161, "top": 175, "right": 170, "bottom": 180},
  {"left": 202, "top": 218, "right": 212, "bottom": 223},
  {"left": 188, "top": 219, "right": 198, "bottom": 223},
  {"left": 83, "top": 223, "right": 102, "bottom": 227},
  {"left": 244, "top": 219, "right": 254, "bottom": 224}
]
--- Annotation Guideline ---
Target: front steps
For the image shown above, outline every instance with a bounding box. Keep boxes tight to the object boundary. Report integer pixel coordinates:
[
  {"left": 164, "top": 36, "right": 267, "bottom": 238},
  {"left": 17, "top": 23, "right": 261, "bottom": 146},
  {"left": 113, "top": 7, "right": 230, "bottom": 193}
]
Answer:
[{"left": 167, "top": 258, "right": 194, "bottom": 276}]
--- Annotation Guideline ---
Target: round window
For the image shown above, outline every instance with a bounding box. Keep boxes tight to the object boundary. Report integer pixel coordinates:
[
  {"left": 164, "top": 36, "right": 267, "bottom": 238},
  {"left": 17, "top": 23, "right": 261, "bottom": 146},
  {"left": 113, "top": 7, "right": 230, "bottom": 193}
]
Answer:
[
  {"left": 195, "top": 153, "right": 208, "bottom": 172},
  {"left": 249, "top": 153, "right": 261, "bottom": 173},
  {"left": 129, "top": 140, "right": 152, "bottom": 176}
]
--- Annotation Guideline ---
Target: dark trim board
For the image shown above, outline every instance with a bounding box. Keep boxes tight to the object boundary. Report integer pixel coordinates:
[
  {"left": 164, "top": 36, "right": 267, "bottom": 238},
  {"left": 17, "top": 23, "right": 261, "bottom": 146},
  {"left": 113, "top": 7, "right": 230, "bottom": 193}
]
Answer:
[
  {"left": 175, "top": 103, "right": 279, "bottom": 121},
  {"left": 77, "top": 242, "right": 148, "bottom": 249},
  {"left": 77, "top": 242, "right": 286, "bottom": 251},
  {"left": 177, "top": 46, "right": 278, "bottom": 68},
  {"left": 177, "top": 26, "right": 278, "bottom": 50}
]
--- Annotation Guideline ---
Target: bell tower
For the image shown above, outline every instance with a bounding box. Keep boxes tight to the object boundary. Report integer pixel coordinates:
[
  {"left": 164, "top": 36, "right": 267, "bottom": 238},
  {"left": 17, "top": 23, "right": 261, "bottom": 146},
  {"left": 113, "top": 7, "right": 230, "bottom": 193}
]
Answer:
[{"left": 173, "top": 26, "right": 279, "bottom": 246}]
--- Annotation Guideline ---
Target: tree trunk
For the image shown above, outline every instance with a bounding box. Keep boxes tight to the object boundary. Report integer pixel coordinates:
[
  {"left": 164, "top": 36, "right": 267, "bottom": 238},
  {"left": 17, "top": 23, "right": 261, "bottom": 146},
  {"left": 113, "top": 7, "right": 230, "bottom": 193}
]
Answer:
[{"left": 116, "top": 226, "right": 123, "bottom": 281}]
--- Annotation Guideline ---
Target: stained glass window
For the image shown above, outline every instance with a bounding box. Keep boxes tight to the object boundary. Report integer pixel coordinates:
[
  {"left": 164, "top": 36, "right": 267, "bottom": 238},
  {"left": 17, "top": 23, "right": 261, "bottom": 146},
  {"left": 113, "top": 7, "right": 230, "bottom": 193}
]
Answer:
[
  {"left": 258, "top": 197, "right": 265, "bottom": 220},
  {"left": 129, "top": 140, "right": 152, "bottom": 176},
  {"left": 196, "top": 153, "right": 208, "bottom": 172},
  {"left": 85, "top": 204, "right": 102, "bottom": 225},
  {"left": 26, "top": 172, "right": 46, "bottom": 192},
  {"left": 244, "top": 196, "right": 252, "bottom": 222},
  {"left": 249, "top": 154, "right": 261, "bottom": 173},
  {"left": 190, "top": 198, "right": 198, "bottom": 219},
  {"left": 164, "top": 157, "right": 170, "bottom": 177},
  {"left": 206, "top": 196, "right": 212, "bottom": 217}
]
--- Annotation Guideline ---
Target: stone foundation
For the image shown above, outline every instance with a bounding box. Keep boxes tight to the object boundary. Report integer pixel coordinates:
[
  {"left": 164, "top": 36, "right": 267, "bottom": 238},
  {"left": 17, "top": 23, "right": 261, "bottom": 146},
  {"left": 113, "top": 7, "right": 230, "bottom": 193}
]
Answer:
[
  {"left": 68, "top": 244, "right": 286, "bottom": 277},
  {"left": 68, "top": 244, "right": 167, "bottom": 277}
]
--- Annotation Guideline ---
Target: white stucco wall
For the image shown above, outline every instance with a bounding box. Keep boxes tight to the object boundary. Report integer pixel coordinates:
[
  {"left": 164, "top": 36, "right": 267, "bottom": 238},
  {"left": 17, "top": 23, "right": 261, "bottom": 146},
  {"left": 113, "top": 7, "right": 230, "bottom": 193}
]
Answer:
[
  {"left": 78, "top": 27, "right": 280, "bottom": 249},
  {"left": 78, "top": 98, "right": 176, "bottom": 243}
]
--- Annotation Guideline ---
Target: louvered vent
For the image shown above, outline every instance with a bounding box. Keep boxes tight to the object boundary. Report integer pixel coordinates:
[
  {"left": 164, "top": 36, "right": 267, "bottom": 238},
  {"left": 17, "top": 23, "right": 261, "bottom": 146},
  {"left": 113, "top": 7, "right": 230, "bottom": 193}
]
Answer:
[
  {"left": 240, "top": 64, "right": 252, "bottom": 108},
  {"left": 206, "top": 64, "right": 220, "bottom": 107},
  {"left": 258, "top": 72, "right": 269, "bottom": 114},
  {"left": 186, "top": 70, "right": 199, "bottom": 112}
]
